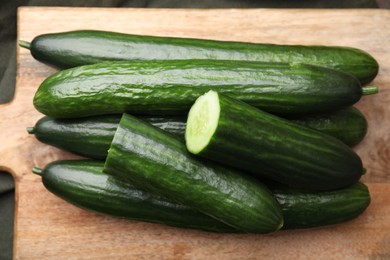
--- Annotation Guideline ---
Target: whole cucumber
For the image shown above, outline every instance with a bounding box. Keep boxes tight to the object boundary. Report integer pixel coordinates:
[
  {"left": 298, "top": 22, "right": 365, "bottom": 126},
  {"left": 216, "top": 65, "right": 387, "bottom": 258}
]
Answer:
[
  {"left": 33, "top": 60, "right": 374, "bottom": 118},
  {"left": 20, "top": 30, "right": 378, "bottom": 84},
  {"left": 27, "top": 107, "right": 367, "bottom": 160},
  {"left": 34, "top": 160, "right": 371, "bottom": 231}
]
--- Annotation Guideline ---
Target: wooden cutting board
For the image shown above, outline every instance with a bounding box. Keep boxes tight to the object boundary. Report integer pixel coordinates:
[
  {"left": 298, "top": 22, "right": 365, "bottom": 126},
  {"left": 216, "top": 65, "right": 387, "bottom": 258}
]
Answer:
[{"left": 1, "top": 7, "right": 389, "bottom": 259}]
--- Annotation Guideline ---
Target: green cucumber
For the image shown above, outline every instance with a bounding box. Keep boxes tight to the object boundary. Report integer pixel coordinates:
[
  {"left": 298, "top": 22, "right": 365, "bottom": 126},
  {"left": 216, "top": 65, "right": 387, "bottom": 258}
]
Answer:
[
  {"left": 266, "top": 181, "right": 371, "bottom": 229},
  {"left": 27, "top": 115, "right": 121, "bottom": 159},
  {"left": 33, "top": 160, "right": 237, "bottom": 233},
  {"left": 104, "top": 113, "right": 283, "bottom": 233},
  {"left": 33, "top": 160, "right": 371, "bottom": 230},
  {"left": 20, "top": 30, "right": 378, "bottom": 84},
  {"left": 33, "top": 60, "right": 376, "bottom": 118},
  {"left": 289, "top": 107, "right": 367, "bottom": 147},
  {"left": 27, "top": 107, "right": 367, "bottom": 160},
  {"left": 185, "top": 91, "right": 363, "bottom": 191},
  {"left": 27, "top": 115, "right": 186, "bottom": 160}
]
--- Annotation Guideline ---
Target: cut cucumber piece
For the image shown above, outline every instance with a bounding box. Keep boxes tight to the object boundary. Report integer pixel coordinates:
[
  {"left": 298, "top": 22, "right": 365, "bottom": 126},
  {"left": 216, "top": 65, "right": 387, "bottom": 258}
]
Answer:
[
  {"left": 185, "top": 91, "right": 363, "bottom": 191},
  {"left": 104, "top": 113, "right": 284, "bottom": 233}
]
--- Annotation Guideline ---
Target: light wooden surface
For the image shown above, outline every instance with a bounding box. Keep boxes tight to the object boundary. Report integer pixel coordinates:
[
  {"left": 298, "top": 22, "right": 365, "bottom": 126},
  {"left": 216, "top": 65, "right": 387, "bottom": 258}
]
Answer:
[{"left": 0, "top": 7, "right": 389, "bottom": 259}]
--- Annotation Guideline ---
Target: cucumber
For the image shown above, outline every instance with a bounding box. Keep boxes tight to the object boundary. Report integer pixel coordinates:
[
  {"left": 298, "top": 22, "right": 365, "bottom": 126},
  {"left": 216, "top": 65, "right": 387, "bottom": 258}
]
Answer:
[
  {"left": 27, "top": 115, "right": 186, "bottom": 160},
  {"left": 185, "top": 91, "right": 363, "bottom": 191},
  {"left": 267, "top": 181, "right": 371, "bottom": 229},
  {"left": 27, "top": 115, "right": 121, "bottom": 159},
  {"left": 19, "top": 30, "right": 378, "bottom": 84},
  {"left": 104, "top": 113, "right": 283, "bottom": 233},
  {"left": 33, "top": 160, "right": 237, "bottom": 233},
  {"left": 33, "top": 60, "right": 376, "bottom": 118},
  {"left": 289, "top": 107, "right": 367, "bottom": 147},
  {"left": 33, "top": 160, "right": 371, "bottom": 230},
  {"left": 27, "top": 107, "right": 367, "bottom": 160}
]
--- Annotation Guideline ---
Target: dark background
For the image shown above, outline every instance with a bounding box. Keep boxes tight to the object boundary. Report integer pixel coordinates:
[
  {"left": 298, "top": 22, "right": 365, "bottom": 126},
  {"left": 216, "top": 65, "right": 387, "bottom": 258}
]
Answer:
[{"left": 1, "top": 1, "right": 388, "bottom": 259}]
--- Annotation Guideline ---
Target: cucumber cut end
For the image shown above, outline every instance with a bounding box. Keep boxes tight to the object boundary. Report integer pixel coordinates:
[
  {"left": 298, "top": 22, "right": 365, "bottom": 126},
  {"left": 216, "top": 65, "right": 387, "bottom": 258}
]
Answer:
[{"left": 185, "top": 90, "right": 220, "bottom": 154}]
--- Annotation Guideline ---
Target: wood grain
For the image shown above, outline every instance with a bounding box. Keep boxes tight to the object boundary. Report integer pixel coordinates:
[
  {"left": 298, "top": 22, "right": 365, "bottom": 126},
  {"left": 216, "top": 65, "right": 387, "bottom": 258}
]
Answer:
[{"left": 0, "top": 7, "right": 389, "bottom": 259}]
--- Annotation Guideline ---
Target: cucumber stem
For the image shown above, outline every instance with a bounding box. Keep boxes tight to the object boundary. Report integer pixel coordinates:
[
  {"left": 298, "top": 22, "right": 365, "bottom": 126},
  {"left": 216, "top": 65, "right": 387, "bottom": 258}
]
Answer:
[
  {"left": 26, "top": 127, "right": 35, "bottom": 134},
  {"left": 18, "top": 40, "right": 31, "bottom": 49},
  {"left": 18, "top": 41, "right": 31, "bottom": 49},
  {"left": 362, "top": 85, "right": 378, "bottom": 95},
  {"left": 32, "top": 167, "right": 43, "bottom": 176}
]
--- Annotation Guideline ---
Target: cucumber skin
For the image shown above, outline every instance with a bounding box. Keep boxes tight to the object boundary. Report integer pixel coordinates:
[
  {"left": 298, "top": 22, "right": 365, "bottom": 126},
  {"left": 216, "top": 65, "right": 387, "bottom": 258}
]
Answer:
[
  {"left": 30, "top": 115, "right": 121, "bottom": 159},
  {"left": 29, "top": 30, "right": 378, "bottom": 84},
  {"left": 33, "top": 60, "right": 363, "bottom": 118},
  {"left": 29, "top": 107, "right": 367, "bottom": 160},
  {"left": 268, "top": 181, "right": 371, "bottom": 229},
  {"left": 188, "top": 92, "right": 363, "bottom": 191},
  {"left": 104, "top": 113, "right": 283, "bottom": 233},
  {"left": 29, "top": 115, "right": 186, "bottom": 160},
  {"left": 39, "top": 160, "right": 237, "bottom": 233},
  {"left": 38, "top": 160, "right": 371, "bottom": 231},
  {"left": 289, "top": 107, "right": 367, "bottom": 147}
]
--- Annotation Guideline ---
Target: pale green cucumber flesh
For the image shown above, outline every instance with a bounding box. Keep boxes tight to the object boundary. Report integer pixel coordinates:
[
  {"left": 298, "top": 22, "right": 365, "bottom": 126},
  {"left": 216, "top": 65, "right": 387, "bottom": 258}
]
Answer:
[{"left": 186, "top": 91, "right": 220, "bottom": 154}]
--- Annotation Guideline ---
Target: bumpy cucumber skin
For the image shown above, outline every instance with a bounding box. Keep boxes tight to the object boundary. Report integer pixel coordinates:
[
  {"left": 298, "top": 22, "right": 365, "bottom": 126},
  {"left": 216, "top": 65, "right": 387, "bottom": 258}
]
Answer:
[
  {"left": 33, "top": 60, "right": 363, "bottom": 118},
  {"left": 268, "top": 181, "right": 371, "bottom": 229},
  {"left": 39, "top": 160, "right": 238, "bottom": 233},
  {"left": 38, "top": 160, "right": 370, "bottom": 231},
  {"left": 29, "top": 30, "right": 378, "bottom": 84},
  {"left": 104, "top": 113, "right": 283, "bottom": 233},
  {"left": 188, "top": 92, "right": 363, "bottom": 191}
]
